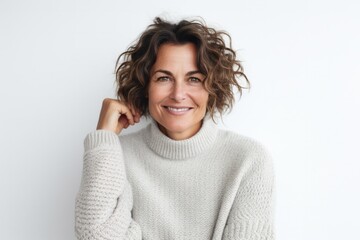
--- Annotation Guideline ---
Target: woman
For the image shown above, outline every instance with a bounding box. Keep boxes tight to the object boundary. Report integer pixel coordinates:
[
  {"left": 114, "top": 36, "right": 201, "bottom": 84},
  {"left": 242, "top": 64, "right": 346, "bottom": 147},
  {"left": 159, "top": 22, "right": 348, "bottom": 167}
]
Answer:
[{"left": 75, "top": 17, "right": 275, "bottom": 240}]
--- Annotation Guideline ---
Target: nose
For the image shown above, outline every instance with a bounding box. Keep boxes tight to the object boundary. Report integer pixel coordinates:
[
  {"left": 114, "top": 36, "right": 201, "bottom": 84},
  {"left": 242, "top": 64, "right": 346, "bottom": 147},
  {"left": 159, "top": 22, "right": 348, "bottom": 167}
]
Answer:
[{"left": 170, "top": 81, "right": 186, "bottom": 102}]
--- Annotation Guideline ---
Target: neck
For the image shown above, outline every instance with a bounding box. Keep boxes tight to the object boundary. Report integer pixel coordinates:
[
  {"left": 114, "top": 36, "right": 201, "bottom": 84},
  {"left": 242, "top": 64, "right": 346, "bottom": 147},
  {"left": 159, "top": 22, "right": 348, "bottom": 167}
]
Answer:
[{"left": 143, "top": 116, "right": 218, "bottom": 160}]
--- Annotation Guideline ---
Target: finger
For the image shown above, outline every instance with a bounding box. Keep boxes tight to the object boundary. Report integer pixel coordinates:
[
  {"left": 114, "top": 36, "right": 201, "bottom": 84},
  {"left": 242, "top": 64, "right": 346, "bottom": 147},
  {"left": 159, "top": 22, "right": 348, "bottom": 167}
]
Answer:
[
  {"left": 130, "top": 108, "right": 139, "bottom": 123},
  {"left": 130, "top": 106, "right": 135, "bottom": 116},
  {"left": 135, "top": 111, "right": 141, "bottom": 122},
  {"left": 118, "top": 114, "right": 128, "bottom": 127},
  {"left": 129, "top": 105, "right": 141, "bottom": 123},
  {"left": 119, "top": 105, "right": 135, "bottom": 125}
]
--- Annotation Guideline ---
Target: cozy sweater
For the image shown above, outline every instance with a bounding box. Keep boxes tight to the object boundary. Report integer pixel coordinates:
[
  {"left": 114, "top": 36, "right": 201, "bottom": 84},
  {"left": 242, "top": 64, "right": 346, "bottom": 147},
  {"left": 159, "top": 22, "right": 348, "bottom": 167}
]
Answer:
[{"left": 75, "top": 117, "right": 275, "bottom": 240}]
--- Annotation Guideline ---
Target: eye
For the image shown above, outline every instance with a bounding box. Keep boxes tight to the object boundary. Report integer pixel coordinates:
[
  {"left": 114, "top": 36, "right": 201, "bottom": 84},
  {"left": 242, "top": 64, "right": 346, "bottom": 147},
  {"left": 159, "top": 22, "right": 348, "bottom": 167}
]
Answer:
[
  {"left": 157, "top": 76, "right": 171, "bottom": 82},
  {"left": 189, "top": 77, "right": 202, "bottom": 83}
]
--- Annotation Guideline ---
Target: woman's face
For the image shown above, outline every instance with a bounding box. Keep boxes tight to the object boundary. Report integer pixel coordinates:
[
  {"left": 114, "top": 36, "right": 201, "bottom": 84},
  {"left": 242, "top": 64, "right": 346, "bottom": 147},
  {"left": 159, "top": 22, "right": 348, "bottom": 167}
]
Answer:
[{"left": 148, "top": 43, "right": 209, "bottom": 140}]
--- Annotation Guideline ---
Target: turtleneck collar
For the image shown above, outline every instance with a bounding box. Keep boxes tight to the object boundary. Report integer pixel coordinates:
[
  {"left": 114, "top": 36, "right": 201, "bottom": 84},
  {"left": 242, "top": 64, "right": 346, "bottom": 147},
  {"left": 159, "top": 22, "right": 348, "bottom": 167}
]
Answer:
[{"left": 143, "top": 116, "right": 218, "bottom": 160}]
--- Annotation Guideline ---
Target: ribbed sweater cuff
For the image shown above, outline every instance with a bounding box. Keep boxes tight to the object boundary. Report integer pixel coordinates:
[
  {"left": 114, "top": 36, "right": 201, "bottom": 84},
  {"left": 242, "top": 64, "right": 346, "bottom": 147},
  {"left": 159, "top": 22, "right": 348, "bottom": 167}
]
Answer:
[
  {"left": 224, "top": 220, "right": 274, "bottom": 240},
  {"left": 84, "top": 130, "right": 121, "bottom": 151}
]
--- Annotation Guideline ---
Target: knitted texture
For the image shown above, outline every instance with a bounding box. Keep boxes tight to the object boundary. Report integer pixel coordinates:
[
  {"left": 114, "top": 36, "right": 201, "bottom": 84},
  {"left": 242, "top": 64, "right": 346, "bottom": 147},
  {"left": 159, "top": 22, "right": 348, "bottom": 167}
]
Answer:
[{"left": 75, "top": 118, "right": 275, "bottom": 240}]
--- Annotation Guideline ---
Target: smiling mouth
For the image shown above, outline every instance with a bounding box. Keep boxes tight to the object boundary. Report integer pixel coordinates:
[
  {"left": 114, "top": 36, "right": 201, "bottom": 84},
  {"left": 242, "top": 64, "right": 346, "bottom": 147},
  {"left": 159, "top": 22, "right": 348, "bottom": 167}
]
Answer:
[{"left": 164, "top": 106, "right": 193, "bottom": 112}]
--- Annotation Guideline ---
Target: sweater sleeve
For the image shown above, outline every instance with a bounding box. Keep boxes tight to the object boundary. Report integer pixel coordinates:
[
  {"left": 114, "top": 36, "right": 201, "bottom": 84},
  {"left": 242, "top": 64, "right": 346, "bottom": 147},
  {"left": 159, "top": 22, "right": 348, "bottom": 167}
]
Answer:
[
  {"left": 75, "top": 130, "right": 142, "bottom": 240},
  {"left": 222, "top": 144, "right": 275, "bottom": 240}
]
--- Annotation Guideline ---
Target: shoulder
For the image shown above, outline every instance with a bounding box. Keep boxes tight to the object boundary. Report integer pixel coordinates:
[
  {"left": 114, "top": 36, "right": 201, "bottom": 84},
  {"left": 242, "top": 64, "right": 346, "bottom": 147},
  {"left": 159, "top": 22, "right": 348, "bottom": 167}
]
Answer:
[
  {"left": 217, "top": 129, "right": 271, "bottom": 157},
  {"left": 216, "top": 129, "right": 273, "bottom": 171}
]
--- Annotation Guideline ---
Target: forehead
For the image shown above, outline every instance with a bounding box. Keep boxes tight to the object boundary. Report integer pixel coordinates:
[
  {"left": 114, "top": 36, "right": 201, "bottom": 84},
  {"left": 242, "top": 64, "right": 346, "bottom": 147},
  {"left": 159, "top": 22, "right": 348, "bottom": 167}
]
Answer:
[{"left": 152, "top": 43, "right": 198, "bottom": 71}]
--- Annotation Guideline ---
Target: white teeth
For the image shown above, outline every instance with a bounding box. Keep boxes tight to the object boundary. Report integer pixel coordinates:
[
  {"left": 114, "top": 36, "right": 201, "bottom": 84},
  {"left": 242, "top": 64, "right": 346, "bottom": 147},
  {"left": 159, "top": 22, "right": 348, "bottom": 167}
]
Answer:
[{"left": 167, "top": 107, "right": 190, "bottom": 112}]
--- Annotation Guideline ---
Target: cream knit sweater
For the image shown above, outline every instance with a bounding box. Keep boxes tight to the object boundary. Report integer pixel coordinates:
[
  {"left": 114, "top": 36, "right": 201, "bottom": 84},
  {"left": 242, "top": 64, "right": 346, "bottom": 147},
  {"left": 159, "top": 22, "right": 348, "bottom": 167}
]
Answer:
[{"left": 75, "top": 117, "right": 275, "bottom": 240}]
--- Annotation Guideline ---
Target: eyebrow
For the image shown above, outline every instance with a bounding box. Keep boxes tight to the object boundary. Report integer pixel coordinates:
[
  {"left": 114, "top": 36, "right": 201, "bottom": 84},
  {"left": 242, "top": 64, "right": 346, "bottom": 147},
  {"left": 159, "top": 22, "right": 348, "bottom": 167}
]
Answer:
[{"left": 152, "top": 69, "right": 203, "bottom": 77}]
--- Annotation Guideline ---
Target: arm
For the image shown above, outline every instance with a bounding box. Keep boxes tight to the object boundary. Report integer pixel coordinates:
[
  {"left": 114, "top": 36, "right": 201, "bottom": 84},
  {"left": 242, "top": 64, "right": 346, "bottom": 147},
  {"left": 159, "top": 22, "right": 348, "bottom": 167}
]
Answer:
[
  {"left": 75, "top": 130, "right": 142, "bottom": 240},
  {"left": 222, "top": 145, "right": 275, "bottom": 240}
]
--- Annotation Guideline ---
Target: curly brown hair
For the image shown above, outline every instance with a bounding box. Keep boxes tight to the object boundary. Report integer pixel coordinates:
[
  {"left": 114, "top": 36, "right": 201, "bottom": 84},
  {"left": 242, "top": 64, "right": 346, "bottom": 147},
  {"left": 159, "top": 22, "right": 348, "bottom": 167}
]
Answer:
[{"left": 115, "top": 17, "right": 249, "bottom": 118}]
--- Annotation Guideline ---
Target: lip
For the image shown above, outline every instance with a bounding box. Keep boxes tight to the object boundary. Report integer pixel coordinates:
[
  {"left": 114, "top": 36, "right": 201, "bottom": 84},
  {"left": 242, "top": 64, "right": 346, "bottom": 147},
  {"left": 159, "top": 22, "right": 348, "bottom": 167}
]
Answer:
[{"left": 162, "top": 105, "right": 193, "bottom": 115}]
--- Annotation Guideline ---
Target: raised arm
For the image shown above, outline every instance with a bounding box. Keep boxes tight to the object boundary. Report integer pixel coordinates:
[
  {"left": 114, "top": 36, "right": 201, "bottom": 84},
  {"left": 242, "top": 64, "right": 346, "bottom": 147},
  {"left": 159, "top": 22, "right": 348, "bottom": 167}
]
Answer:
[
  {"left": 75, "top": 130, "right": 142, "bottom": 239},
  {"left": 76, "top": 98, "right": 142, "bottom": 239}
]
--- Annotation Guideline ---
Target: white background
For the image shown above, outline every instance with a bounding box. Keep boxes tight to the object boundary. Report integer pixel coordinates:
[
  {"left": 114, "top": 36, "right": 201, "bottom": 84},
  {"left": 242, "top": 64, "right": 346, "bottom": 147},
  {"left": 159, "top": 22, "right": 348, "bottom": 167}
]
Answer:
[{"left": 1, "top": 0, "right": 359, "bottom": 239}]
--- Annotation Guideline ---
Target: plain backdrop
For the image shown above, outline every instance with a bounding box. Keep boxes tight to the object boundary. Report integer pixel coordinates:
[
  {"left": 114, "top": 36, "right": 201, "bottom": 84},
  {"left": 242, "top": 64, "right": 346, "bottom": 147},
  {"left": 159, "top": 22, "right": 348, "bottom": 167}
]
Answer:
[{"left": 1, "top": 0, "right": 359, "bottom": 239}]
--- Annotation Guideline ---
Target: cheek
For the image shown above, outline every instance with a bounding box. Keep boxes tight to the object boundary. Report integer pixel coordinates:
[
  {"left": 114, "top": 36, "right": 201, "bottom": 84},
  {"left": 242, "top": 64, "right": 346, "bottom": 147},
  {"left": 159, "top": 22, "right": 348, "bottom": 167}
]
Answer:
[
  {"left": 148, "top": 86, "right": 160, "bottom": 103},
  {"left": 197, "top": 91, "right": 209, "bottom": 108},
  {"left": 148, "top": 85, "right": 167, "bottom": 110}
]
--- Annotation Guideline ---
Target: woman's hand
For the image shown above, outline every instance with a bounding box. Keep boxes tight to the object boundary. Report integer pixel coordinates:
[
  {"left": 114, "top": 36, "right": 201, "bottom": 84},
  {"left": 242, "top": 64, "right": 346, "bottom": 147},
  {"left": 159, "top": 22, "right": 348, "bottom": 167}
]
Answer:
[{"left": 96, "top": 98, "right": 141, "bottom": 134}]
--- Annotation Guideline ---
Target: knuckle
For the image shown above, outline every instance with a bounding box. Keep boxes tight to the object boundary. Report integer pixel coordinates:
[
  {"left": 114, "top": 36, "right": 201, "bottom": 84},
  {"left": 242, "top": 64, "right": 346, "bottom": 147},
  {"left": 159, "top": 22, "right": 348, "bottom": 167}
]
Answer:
[
  {"left": 102, "top": 98, "right": 119, "bottom": 108},
  {"left": 102, "top": 98, "right": 111, "bottom": 105}
]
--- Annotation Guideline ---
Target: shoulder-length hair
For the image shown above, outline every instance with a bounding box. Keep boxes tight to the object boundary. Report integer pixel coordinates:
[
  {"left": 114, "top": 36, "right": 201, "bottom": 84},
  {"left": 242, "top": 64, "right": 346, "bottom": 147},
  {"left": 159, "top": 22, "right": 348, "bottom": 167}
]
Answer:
[{"left": 115, "top": 17, "right": 249, "bottom": 118}]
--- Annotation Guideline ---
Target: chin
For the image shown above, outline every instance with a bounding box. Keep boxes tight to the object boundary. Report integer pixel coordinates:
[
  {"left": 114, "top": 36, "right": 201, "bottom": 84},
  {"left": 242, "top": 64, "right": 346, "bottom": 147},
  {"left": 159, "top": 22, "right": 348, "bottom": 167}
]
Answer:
[
  {"left": 157, "top": 117, "right": 203, "bottom": 138},
  {"left": 161, "top": 120, "right": 189, "bottom": 130}
]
